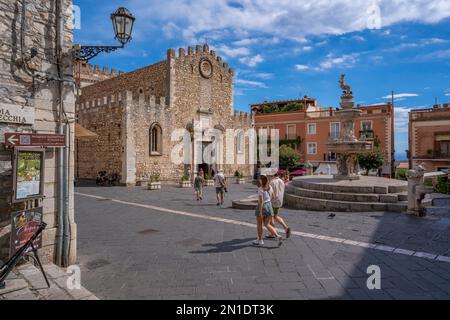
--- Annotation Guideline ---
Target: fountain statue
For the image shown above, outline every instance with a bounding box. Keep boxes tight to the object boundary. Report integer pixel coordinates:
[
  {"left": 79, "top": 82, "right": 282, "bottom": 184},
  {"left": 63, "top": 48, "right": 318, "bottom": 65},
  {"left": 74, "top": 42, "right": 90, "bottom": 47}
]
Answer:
[{"left": 327, "top": 75, "right": 372, "bottom": 180}]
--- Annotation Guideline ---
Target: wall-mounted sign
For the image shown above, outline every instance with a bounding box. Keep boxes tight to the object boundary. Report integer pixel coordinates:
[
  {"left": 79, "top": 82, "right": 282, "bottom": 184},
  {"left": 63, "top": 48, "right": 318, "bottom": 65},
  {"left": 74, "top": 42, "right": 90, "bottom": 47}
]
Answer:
[
  {"left": 10, "top": 207, "right": 43, "bottom": 256},
  {"left": 4, "top": 133, "right": 65, "bottom": 147},
  {"left": 12, "top": 148, "right": 45, "bottom": 203},
  {"left": 0, "top": 103, "right": 35, "bottom": 125}
]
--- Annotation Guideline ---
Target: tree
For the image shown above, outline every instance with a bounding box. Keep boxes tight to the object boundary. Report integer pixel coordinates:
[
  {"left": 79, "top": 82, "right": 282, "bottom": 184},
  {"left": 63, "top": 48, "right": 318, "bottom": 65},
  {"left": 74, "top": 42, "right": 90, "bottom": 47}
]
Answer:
[
  {"left": 358, "top": 150, "right": 385, "bottom": 175},
  {"left": 279, "top": 145, "right": 301, "bottom": 170}
]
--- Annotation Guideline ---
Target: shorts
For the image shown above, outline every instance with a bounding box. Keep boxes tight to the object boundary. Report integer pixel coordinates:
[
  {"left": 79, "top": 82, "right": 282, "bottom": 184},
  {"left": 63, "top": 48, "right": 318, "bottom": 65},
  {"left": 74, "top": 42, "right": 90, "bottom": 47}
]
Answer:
[
  {"left": 216, "top": 187, "right": 224, "bottom": 194},
  {"left": 273, "top": 207, "right": 280, "bottom": 216},
  {"left": 255, "top": 202, "right": 274, "bottom": 217},
  {"left": 194, "top": 186, "right": 202, "bottom": 193}
]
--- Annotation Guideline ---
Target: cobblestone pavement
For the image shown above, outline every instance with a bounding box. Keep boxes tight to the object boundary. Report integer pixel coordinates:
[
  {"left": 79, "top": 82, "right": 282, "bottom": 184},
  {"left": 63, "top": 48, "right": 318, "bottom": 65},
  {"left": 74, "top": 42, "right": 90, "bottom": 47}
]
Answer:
[
  {"left": 74, "top": 183, "right": 450, "bottom": 300},
  {"left": 0, "top": 262, "right": 98, "bottom": 300}
]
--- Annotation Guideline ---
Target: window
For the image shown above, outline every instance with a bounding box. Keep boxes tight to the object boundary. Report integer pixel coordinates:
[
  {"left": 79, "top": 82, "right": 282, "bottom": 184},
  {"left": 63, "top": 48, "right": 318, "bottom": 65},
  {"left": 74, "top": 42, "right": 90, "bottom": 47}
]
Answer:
[
  {"left": 361, "top": 120, "right": 373, "bottom": 131},
  {"left": 150, "top": 123, "right": 162, "bottom": 155},
  {"left": 307, "top": 143, "right": 317, "bottom": 155},
  {"left": 286, "top": 124, "right": 296, "bottom": 140},
  {"left": 330, "top": 122, "right": 340, "bottom": 140},
  {"left": 440, "top": 141, "right": 450, "bottom": 156},
  {"left": 307, "top": 123, "right": 316, "bottom": 135},
  {"left": 236, "top": 131, "right": 244, "bottom": 154}
]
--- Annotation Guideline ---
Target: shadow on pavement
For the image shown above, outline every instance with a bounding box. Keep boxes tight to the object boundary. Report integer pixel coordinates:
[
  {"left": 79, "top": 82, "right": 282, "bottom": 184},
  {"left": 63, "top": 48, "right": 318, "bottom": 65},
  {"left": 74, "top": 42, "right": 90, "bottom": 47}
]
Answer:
[{"left": 190, "top": 238, "right": 255, "bottom": 254}]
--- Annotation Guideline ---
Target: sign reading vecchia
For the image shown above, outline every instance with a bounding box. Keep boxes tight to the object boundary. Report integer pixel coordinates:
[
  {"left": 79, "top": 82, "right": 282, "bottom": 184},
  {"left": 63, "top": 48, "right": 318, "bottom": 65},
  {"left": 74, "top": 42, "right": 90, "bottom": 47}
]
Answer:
[{"left": 0, "top": 104, "right": 35, "bottom": 125}]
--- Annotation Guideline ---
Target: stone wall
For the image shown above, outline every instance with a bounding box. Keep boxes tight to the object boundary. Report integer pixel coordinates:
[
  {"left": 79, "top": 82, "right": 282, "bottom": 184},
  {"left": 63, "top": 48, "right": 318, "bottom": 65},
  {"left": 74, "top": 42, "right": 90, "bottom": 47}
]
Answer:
[
  {"left": 76, "top": 44, "right": 255, "bottom": 184},
  {"left": 76, "top": 96, "right": 124, "bottom": 179},
  {"left": 0, "top": 0, "right": 76, "bottom": 264}
]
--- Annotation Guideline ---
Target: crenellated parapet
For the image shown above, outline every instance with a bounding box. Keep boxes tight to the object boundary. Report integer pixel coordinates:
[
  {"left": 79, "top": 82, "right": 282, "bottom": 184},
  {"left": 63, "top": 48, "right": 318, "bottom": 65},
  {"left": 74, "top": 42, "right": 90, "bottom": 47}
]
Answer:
[
  {"left": 167, "top": 44, "right": 234, "bottom": 76},
  {"left": 76, "top": 88, "right": 167, "bottom": 113},
  {"left": 76, "top": 61, "right": 125, "bottom": 87},
  {"left": 232, "top": 110, "right": 254, "bottom": 125}
]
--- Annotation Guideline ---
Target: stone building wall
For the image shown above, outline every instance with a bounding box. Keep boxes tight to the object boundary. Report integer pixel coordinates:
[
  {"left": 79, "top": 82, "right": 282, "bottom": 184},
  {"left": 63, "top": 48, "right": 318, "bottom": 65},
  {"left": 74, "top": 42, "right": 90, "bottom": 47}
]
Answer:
[
  {"left": 76, "top": 97, "right": 124, "bottom": 179},
  {"left": 76, "top": 44, "right": 255, "bottom": 184},
  {"left": 80, "top": 61, "right": 167, "bottom": 103},
  {"left": 0, "top": 0, "right": 76, "bottom": 264}
]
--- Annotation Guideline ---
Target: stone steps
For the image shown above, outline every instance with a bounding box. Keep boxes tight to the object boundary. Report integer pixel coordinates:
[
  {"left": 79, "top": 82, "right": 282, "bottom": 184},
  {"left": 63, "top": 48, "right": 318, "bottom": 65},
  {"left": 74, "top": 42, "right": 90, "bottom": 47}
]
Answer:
[
  {"left": 286, "top": 185, "right": 407, "bottom": 203},
  {"left": 285, "top": 193, "right": 407, "bottom": 212},
  {"left": 291, "top": 179, "right": 407, "bottom": 195}
]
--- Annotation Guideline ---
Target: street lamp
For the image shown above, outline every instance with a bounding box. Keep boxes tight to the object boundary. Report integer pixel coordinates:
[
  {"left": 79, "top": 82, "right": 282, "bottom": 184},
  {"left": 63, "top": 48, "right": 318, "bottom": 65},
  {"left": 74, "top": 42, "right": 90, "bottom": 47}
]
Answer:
[{"left": 73, "top": 7, "right": 135, "bottom": 62}]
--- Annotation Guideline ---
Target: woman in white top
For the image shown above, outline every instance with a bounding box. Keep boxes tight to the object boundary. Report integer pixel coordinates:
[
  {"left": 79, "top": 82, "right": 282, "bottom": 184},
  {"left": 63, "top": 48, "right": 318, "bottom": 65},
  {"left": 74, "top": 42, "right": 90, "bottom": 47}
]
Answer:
[{"left": 254, "top": 175, "right": 283, "bottom": 246}]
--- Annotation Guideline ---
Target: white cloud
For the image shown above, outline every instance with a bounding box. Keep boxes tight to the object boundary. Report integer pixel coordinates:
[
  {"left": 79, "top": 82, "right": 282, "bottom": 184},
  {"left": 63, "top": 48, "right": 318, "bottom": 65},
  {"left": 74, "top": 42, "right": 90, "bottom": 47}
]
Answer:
[
  {"left": 445, "top": 93, "right": 450, "bottom": 96},
  {"left": 352, "top": 35, "right": 366, "bottom": 41},
  {"left": 215, "top": 45, "right": 250, "bottom": 58},
  {"left": 317, "top": 53, "right": 360, "bottom": 71},
  {"left": 235, "top": 78, "right": 267, "bottom": 88},
  {"left": 295, "top": 64, "right": 309, "bottom": 71},
  {"left": 130, "top": 1, "right": 450, "bottom": 43},
  {"left": 381, "top": 93, "right": 419, "bottom": 99},
  {"left": 394, "top": 107, "right": 411, "bottom": 134},
  {"left": 239, "top": 54, "right": 264, "bottom": 67},
  {"left": 252, "top": 73, "right": 273, "bottom": 79}
]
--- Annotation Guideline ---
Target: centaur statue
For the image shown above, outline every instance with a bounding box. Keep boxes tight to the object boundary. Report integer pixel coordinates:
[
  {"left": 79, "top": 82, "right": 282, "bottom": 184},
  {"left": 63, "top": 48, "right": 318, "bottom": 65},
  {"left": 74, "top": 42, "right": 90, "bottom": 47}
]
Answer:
[{"left": 339, "top": 74, "right": 352, "bottom": 95}]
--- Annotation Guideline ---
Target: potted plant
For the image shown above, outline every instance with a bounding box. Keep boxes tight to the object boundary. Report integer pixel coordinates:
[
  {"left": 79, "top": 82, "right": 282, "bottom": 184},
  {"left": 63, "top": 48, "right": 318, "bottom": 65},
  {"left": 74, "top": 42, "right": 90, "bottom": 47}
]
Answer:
[
  {"left": 180, "top": 174, "right": 191, "bottom": 188},
  {"left": 147, "top": 173, "right": 161, "bottom": 190},
  {"left": 235, "top": 170, "right": 245, "bottom": 184},
  {"left": 204, "top": 173, "right": 214, "bottom": 186}
]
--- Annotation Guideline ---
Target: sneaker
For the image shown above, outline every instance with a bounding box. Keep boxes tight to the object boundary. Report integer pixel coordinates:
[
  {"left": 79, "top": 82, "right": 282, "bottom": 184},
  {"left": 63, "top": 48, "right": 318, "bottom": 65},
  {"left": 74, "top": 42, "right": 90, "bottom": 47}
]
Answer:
[
  {"left": 277, "top": 236, "right": 283, "bottom": 247},
  {"left": 253, "top": 239, "right": 264, "bottom": 246},
  {"left": 265, "top": 235, "right": 276, "bottom": 239},
  {"left": 216, "top": 203, "right": 220, "bottom": 206}
]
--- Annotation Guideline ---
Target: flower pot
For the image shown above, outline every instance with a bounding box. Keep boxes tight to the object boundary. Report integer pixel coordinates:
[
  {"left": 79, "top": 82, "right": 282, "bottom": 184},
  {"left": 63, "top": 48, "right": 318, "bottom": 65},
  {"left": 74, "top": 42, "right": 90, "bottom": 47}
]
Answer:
[
  {"left": 180, "top": 181, "right": 192, "bottom": 188},
  {"left": 205, "top": 180, "right": 214, "bottom": 186},
  {"left": 236, "top": 178, "right": 245, "bottom": 184},
  {"left": 148, "top": 182, "right": 161, "bottom": 190}
]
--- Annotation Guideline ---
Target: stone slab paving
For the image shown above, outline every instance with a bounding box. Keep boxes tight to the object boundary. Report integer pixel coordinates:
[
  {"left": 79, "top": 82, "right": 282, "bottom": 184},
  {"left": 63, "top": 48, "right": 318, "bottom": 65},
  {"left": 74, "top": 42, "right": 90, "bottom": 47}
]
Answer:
[
  {"left": 74, "top": 183, "right": 450, "bottom": 300},
  {"left": 0, "top": 262, "right": 98, "bottom": 300}
]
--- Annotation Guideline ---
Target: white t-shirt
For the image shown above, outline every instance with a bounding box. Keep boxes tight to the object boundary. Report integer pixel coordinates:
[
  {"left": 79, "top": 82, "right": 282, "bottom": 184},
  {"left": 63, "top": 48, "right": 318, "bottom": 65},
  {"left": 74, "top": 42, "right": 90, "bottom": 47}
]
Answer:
[
  {"left": 215, "top": 173, "right": 225, "bottom": 188},
  {"left": 258, "top": 186, "right": 273, "bottom": 203},
  {"left": 270, "top": 177, "right": 285, "bottom": 206}
]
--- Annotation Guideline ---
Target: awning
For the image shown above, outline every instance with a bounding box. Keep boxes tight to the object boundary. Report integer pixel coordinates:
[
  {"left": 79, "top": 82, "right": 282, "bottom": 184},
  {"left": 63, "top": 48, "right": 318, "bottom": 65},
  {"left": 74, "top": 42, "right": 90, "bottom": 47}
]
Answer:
[{"left": 75, "top": 123, "right": 97, "bottom": 140}]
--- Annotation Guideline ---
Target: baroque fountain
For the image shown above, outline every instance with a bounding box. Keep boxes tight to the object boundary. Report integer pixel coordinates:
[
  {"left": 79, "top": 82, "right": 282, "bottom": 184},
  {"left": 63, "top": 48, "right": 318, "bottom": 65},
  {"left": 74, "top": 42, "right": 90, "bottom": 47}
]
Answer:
[
  {"left": 327, "top": 75, "right": 372, "bottom": 180},
  {"left": 283, "top": 75, "right": 409, "bottom": 212}
]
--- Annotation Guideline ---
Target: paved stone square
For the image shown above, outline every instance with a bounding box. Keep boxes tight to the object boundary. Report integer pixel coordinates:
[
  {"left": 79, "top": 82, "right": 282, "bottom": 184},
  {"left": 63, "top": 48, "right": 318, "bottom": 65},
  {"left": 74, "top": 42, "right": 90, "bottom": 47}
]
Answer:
[{"left": 74, "top": 183, "right": 450, "bottom": 300}]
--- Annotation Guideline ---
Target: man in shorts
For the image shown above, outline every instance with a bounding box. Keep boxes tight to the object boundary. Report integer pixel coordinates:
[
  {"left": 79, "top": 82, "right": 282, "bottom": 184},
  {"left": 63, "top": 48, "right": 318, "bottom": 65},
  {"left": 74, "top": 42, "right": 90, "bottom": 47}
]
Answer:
[
  {"left": 268, "top": 172, "right": 291, "bottom": 239},
  {"left": 214, "top": 170, "right": 226, "bottom": 206}
]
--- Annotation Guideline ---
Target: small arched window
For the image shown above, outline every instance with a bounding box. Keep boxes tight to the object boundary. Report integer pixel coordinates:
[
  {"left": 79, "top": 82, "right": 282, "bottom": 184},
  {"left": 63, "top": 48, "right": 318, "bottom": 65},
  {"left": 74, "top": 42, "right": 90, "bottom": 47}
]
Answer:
[
  {"left": 236, "top": 130, "right": 244, "bottom": 154},
  {"left": 150, "top": 123, "right": 162, "bottom": 156}
]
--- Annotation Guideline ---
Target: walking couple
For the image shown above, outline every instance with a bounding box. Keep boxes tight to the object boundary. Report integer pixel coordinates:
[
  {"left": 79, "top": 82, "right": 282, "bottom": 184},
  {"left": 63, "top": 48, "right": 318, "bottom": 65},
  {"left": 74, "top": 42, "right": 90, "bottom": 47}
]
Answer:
[{"left": 254, "top": 172, "right": 291, "bottom": 247}]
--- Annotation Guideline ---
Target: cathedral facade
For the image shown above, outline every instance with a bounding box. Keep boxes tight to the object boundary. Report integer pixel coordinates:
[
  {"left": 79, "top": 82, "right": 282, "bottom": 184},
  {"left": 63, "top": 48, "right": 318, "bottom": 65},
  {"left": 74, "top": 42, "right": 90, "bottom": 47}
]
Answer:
[{"left": 75, "top": 44, "right": 254, "bottom": 184}]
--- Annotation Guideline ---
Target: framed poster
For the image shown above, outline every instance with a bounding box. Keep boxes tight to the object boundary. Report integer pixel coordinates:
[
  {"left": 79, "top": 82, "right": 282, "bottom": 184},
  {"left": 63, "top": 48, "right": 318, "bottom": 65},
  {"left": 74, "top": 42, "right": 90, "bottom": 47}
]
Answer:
[
  {"left": 12, "top": 148, "right": 45, "bottom": 203},
  {"left": 10, "top": 207, "right": 43, "bottom": 257}
]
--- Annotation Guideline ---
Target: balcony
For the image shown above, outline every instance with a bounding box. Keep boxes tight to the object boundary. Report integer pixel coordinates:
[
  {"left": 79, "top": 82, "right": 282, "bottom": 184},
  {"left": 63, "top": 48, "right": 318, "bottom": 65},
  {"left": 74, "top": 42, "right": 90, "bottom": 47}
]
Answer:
[{"left": 360, "top": 130, "right": 374, "bottom": 140}]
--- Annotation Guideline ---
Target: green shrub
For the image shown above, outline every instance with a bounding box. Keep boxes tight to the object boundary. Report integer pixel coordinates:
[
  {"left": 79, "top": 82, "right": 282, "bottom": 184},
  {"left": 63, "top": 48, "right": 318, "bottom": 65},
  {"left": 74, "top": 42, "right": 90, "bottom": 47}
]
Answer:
[
  {"left": 395, "top": 168, "right": 407, "bottom": 180},
  {"left": 148, "top": 173, "right": 160, "bottom": 183},
  {"left": 435, "top": 176, "right": 450, "bottom": 194},
  {"left": 279, "top": 145, "right": 301, "bottom": 170},
  {"left": 358, "top": 150, "right": 385, "bottom": 175}
]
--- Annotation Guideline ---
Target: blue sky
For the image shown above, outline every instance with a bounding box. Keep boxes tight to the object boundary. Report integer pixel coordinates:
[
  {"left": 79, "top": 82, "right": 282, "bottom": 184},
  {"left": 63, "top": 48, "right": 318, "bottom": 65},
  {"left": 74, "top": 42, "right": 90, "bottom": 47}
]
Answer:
[{"left": 73, "top": 0, "right": 450, "bottom": 160}]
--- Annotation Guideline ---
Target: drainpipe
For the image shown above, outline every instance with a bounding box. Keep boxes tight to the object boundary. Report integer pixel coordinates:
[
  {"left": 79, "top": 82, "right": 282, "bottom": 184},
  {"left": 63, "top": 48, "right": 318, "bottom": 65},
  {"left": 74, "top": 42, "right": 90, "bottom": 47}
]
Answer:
[{"left": 55, "top": 0, "right": 69, "bottom": 267}]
